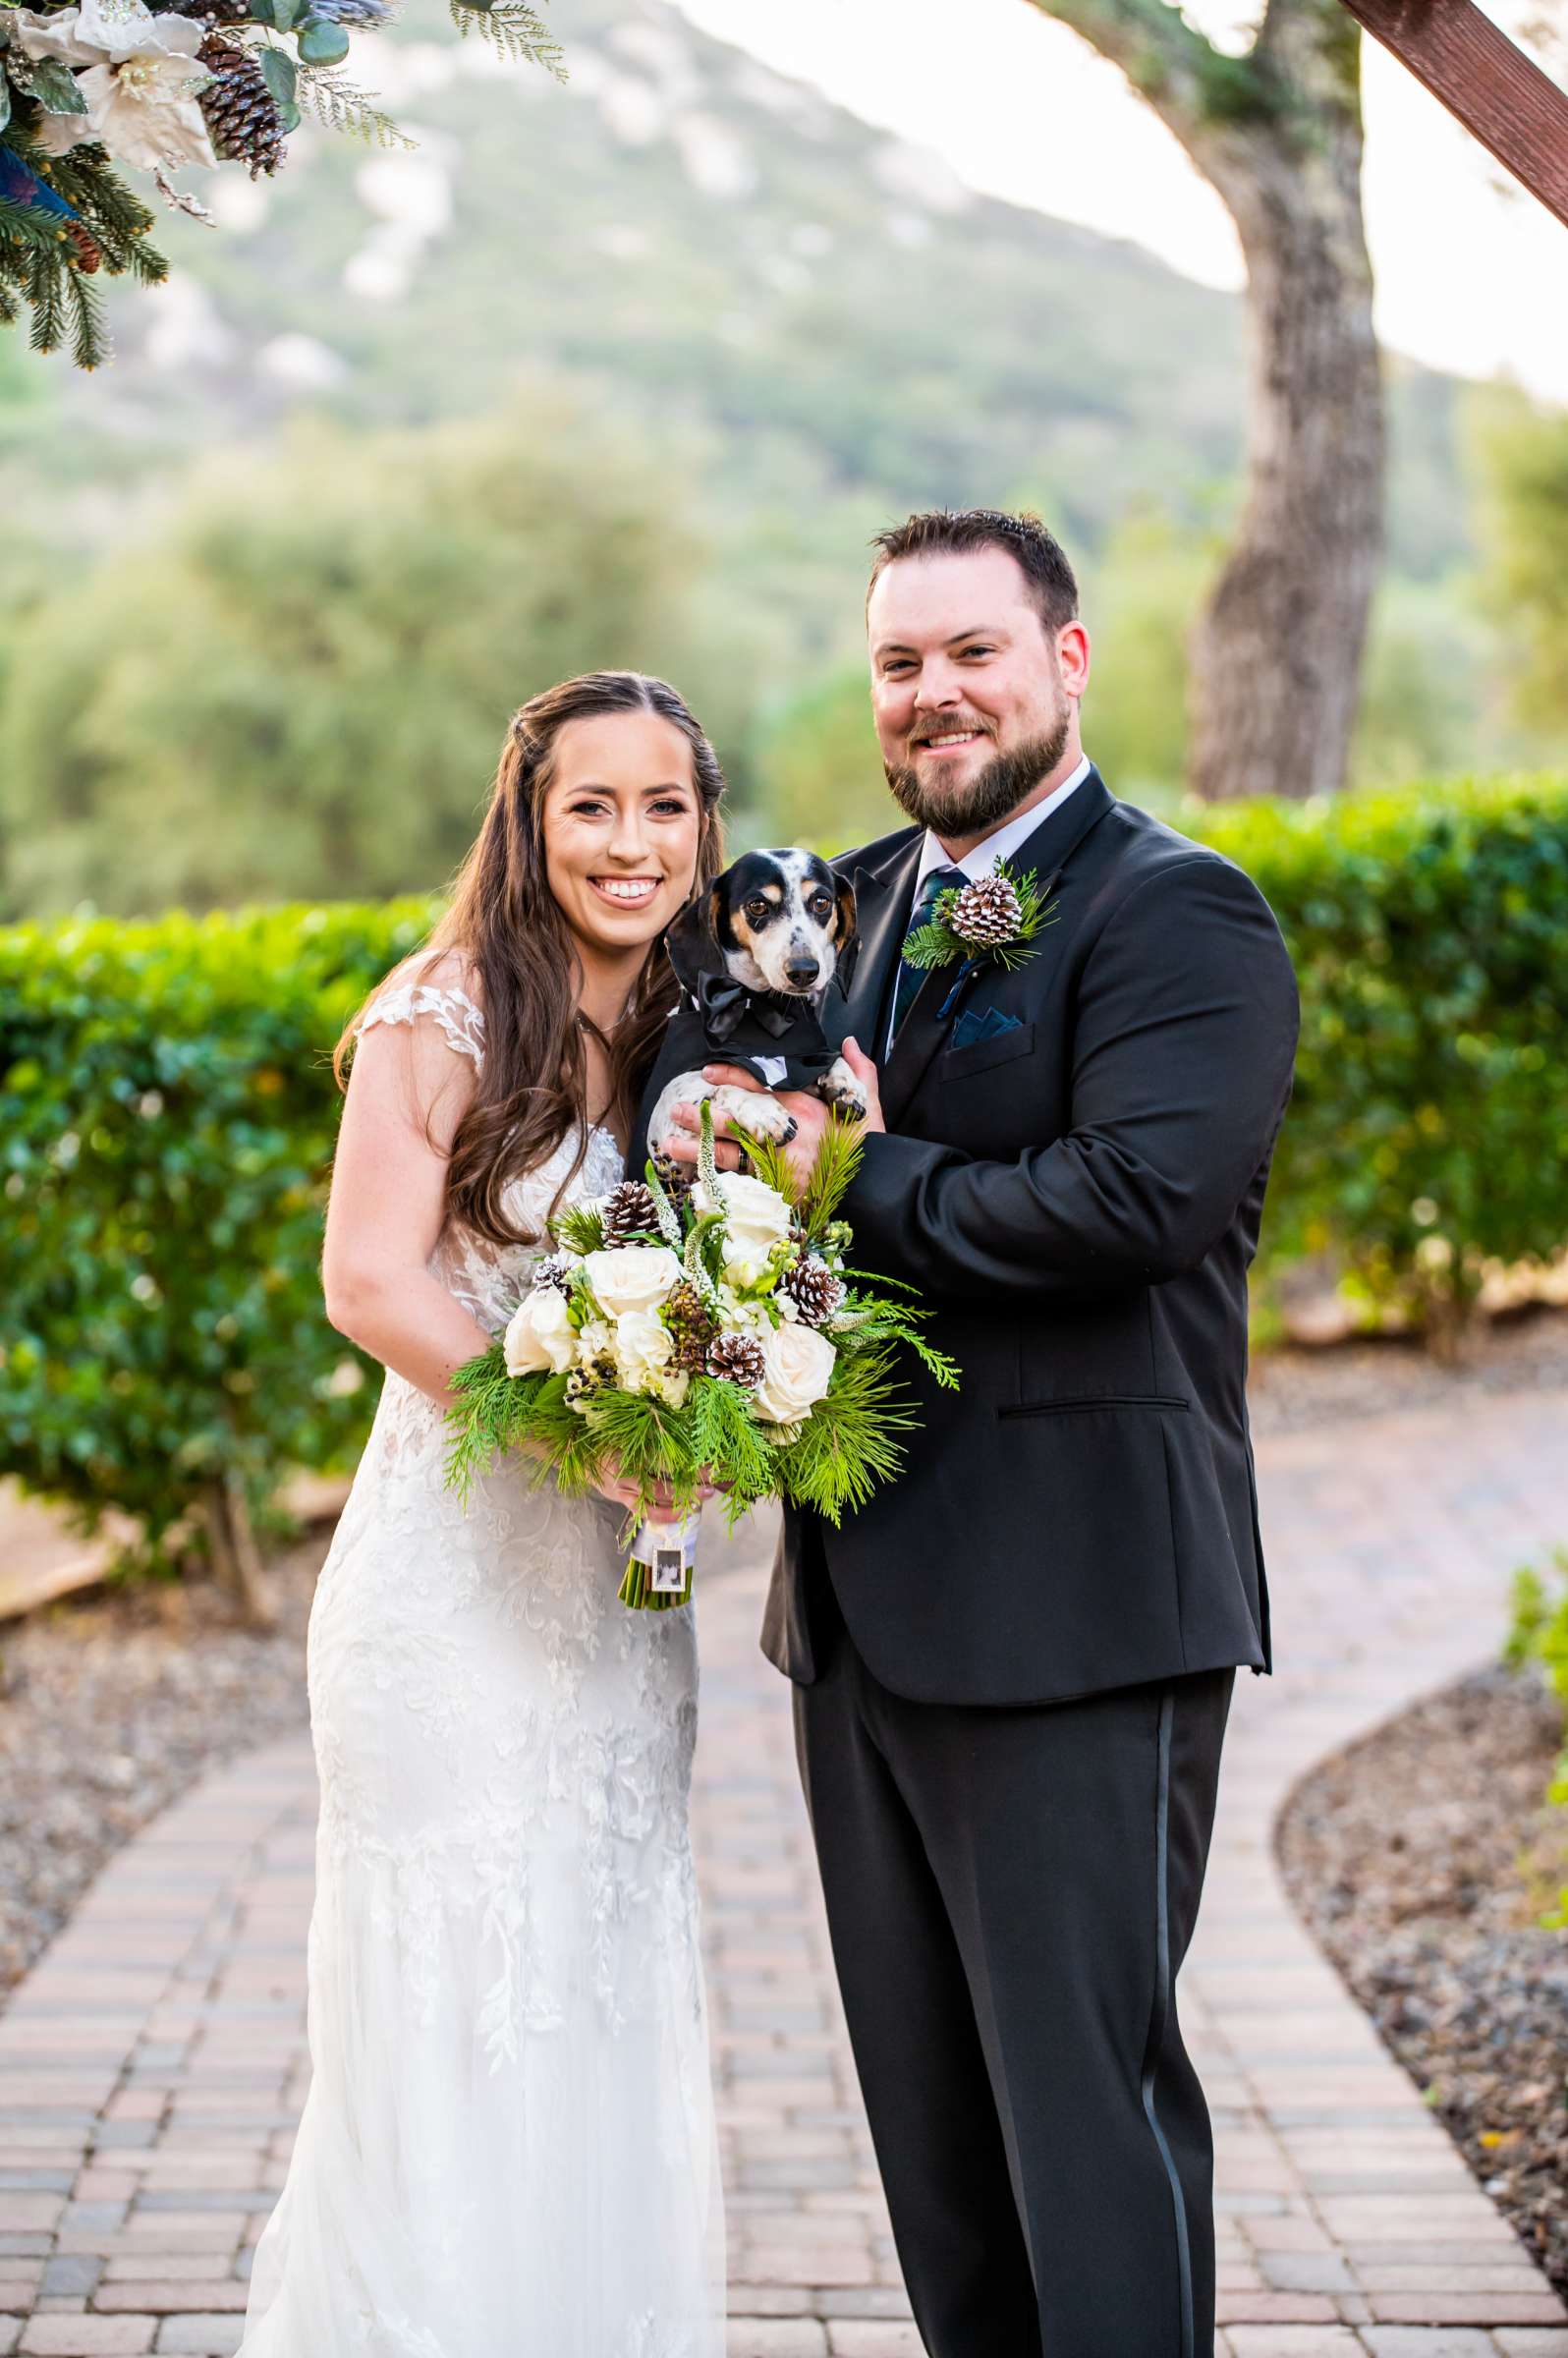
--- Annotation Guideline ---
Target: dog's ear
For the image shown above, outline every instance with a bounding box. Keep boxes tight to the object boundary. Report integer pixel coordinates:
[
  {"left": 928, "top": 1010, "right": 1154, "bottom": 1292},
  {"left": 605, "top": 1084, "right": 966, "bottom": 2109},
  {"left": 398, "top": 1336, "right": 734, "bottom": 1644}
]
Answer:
[
  {"left": 831, "top": 873, "right": 861, "bottom": 998},
  {"left": 664, "top": 879, "right": 726, "bottom": 987}
]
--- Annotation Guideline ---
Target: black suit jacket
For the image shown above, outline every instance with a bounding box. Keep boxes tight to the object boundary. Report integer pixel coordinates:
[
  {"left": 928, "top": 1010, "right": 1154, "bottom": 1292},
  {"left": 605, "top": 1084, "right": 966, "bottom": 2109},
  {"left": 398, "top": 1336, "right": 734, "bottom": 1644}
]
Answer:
[{"left": 758, "top": 770, "right": 1301, "bottom": 1707}]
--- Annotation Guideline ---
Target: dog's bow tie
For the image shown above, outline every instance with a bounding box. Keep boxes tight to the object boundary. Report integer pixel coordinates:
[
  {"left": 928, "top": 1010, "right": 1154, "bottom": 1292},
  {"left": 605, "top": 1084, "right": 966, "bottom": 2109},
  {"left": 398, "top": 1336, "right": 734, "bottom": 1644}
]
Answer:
[{"left": 689, "top": 974, "right": 798, "bottom": 1043}]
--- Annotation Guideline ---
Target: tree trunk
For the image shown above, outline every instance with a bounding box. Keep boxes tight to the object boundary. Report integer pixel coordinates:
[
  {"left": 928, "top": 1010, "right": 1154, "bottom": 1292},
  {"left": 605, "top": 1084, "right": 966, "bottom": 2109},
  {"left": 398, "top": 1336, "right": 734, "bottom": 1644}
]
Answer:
[
  {"left": 201, "top": 1471, "right": 276, "bottom": 1631},
  {"left": 1184, "top": 23, "right": 1384, "bottom": 800}
]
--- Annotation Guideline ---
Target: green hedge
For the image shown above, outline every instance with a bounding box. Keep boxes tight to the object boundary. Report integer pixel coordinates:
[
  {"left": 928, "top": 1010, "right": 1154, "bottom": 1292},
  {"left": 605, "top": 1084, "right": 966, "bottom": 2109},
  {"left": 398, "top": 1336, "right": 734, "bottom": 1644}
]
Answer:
[
  {"left": 0, "top": 898, "right": 437, "bottom": 1564},
  {"left": 1190, "top": 773, "right": 1568, "bottom": 1335},
  {"left": 2, "top": 773, "right": 1565, "bottom": 1558}
]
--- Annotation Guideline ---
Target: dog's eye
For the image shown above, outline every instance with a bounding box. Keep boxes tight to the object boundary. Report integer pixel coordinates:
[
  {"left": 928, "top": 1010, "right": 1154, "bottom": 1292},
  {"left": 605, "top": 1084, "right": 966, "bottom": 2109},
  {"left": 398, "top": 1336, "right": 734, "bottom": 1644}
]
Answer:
[
  {"left": 744, "top": 897, "right": 771, "bottom": 923},
  {"left": 809, "top": 893, "right": 832, "bottom": 919}
]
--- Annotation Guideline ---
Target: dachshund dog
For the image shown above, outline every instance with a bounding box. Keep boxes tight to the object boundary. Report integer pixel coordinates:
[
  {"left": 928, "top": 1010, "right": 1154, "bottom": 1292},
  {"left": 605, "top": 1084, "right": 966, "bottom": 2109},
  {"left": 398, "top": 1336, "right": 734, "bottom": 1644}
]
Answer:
[{"left": 643, "top": 848, "right": 867, "bottom": 1164}]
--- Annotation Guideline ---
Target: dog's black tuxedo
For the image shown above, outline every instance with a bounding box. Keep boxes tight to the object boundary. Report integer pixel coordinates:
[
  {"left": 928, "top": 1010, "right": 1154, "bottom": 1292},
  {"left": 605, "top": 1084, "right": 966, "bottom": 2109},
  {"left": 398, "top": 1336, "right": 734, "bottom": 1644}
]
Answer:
[
  {"left": 730, "top": 769, "right": 1300, "bottom": 2358},
  {"left": 628, "top": 927, "right": 851, "bottom": 1174}
]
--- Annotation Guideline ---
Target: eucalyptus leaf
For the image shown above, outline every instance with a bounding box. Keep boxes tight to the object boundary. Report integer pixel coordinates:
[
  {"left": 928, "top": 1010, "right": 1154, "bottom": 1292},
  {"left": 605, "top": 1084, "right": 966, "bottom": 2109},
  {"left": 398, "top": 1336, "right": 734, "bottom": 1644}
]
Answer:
[
  {"left": 269, "top": 0, "right": 302, "bottom": 30},
  {"left": 276, "top": 96, "right": 301, "bottom": 132},
  {"left": 296, "top": 18, "right": 349, "bottom": 66},
  {"left": 258, "top": 44, "right": 297, "bottom": 103}
]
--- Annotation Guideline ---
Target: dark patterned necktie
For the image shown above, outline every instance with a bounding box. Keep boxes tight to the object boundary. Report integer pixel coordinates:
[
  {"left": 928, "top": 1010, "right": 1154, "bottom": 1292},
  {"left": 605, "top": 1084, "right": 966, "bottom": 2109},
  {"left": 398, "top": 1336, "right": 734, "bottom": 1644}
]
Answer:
[{"left": 889, "top": 864, "right": 965, "bottom": 1044}]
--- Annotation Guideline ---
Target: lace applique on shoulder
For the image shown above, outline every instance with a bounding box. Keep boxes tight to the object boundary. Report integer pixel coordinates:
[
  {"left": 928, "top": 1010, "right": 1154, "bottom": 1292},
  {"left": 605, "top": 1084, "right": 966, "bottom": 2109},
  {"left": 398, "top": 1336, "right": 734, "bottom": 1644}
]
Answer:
[{"left": 359, "top": 982, "right": 486, "bottom": 1069}]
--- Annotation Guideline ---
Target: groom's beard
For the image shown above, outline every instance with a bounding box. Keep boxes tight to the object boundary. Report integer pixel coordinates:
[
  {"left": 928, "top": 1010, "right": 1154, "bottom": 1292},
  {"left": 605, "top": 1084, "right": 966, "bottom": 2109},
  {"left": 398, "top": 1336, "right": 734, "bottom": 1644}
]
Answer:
[{"left": 884, "top": 704, "right": 1073, "bottom": 838}]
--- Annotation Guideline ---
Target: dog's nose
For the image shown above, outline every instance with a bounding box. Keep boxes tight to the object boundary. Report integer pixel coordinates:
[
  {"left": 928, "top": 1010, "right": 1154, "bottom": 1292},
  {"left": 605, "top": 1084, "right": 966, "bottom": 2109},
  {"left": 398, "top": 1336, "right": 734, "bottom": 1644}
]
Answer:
[{"left": 784, "top": 957, "right": 820, "bottom": 989}]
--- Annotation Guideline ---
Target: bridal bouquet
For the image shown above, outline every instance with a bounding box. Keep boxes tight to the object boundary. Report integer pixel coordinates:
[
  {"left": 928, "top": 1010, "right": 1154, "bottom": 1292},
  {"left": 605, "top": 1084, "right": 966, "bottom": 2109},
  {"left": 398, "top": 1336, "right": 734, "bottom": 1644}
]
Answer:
[{"left": 445, "top": 1104, "right": 959, "bottom": 1610}]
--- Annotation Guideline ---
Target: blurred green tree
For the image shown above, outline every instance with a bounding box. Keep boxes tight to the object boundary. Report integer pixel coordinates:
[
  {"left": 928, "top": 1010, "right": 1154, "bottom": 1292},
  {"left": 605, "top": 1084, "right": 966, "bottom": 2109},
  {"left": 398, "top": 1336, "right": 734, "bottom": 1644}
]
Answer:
[
  {"left": 1470, "top": 387, "right": 1568, "bottom": 740},
  {"left": 1078, "top": 506, "right": 1214, "bottom": 802},
  {"left": 759, "top": 664, "right": 888, "bottom": 856},
  {"left": 0, "top": 380, "right": 758, "bottom": 919}
]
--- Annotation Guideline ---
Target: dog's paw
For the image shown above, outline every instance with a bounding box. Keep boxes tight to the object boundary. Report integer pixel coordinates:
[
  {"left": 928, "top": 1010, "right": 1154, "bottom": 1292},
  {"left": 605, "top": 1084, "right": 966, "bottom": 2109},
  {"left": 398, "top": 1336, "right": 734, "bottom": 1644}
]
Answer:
[
  {"left": 816, "top": 1058, "right": 868, "bottom": 1122},
  {"left": 715, "top": 1086, "right": 797, "bottom": 1147}
]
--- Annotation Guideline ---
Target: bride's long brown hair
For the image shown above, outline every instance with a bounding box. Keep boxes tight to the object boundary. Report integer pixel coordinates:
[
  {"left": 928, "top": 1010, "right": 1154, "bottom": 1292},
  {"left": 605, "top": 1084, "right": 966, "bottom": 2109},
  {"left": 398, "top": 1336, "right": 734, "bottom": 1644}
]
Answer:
[{"left": 335, "top": 670, "right": 728, "bottom": 1246}]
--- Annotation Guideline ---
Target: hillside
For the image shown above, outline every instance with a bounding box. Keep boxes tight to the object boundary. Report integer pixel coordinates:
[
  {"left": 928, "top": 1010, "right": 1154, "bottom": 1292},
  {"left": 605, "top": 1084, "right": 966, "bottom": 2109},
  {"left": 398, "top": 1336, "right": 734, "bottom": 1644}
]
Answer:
[{"left": 2, "top": 0, "right": 1465, "bottom": 584}]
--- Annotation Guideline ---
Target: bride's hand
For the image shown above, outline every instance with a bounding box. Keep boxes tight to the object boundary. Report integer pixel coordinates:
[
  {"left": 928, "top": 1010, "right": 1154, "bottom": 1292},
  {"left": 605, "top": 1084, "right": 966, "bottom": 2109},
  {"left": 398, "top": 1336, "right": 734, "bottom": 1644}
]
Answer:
[{"left": 593, "top": 1460, "right": 722, "bottom": 1522}]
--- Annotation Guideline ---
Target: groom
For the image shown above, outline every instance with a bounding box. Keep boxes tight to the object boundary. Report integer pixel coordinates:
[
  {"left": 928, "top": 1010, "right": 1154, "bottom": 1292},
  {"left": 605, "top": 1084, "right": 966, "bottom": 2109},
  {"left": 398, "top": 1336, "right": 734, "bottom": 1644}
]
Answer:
[{"left": 662, "top": 508, "right": 1299, "bottom": 2357}]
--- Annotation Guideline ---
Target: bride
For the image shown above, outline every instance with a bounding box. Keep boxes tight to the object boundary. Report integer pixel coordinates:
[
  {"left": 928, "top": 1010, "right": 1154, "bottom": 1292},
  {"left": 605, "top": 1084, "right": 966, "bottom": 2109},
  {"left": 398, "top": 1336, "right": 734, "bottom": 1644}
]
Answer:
[{"left": 239, "top": 671, "right": 729, "bottom": 2357}]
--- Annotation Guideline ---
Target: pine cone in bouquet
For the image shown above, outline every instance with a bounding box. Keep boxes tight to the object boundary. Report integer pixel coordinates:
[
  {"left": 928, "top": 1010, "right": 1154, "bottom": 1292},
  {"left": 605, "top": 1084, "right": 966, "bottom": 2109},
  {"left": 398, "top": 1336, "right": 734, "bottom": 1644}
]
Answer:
[
  {"left": 197, "top": 35, "right": 286, "bottom": 178},
  {"left": 665, "top": 1280, "right": 718, "bottom": 1374},
  {"left": 600, "top": 1179, "right": 660, "bottom": 1246},
  {"left": 531, "top": 1253, "right": 576, "bottom": 1295},
  {"left": 779, "top": 1254, "right": 844, "bottom": 1329},
  {"left": 949, "top": 872, "right": 1023, "bottom": 949},
  {"left": 705, "top": 1332, "right": 766, "bottom": 1390}
]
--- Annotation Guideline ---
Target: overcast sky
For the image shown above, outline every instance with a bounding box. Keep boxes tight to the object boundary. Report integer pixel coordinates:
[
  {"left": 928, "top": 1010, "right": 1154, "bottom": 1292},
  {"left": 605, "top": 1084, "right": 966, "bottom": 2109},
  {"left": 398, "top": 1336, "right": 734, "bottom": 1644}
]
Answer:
[{"left": 672, "top": 0, "right": 1568, "bottom": 404}]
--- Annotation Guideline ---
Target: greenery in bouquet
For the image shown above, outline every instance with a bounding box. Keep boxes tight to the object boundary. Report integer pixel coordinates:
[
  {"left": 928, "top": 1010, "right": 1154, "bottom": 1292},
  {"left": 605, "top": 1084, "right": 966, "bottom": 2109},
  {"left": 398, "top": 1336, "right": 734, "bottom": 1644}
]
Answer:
[
  {"left": 445, "top": 1101, "right": 960, "bottom": 1611},
  {"left": 0, "top": 0, "right": 560, "bottom": 365}
]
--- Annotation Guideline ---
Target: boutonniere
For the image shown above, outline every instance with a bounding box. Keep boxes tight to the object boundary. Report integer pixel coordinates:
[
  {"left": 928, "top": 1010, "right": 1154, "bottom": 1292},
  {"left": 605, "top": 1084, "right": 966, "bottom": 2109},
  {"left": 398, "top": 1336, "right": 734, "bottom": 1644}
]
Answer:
[{"left": 903, "top": 860, "right": 1057, "bottom": 976}]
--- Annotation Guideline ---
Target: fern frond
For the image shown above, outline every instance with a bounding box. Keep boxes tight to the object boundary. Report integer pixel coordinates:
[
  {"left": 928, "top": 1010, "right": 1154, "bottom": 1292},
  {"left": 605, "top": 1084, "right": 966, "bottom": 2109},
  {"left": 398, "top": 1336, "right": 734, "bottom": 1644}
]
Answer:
[
  {"left": 296, "top": 64, "right": 413, "bottom": 146},
  {"left": 448, "top": 0, "right": 565, "bottom": 76}
]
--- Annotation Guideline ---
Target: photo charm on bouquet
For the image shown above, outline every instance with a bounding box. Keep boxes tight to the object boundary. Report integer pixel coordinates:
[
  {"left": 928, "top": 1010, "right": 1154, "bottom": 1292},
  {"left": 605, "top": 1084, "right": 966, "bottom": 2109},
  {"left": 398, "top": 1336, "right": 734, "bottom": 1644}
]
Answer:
[{"left": 444, "top": 1098, "right": 959, "bottom": 1610}]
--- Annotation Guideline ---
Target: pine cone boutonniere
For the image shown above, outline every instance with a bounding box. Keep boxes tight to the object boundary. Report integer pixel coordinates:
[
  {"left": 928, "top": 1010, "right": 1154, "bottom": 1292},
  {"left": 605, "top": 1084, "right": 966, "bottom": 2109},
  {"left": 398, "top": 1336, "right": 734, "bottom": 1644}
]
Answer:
[{"left": 903, "top": 859, "right": 1055, "bottom": 975}]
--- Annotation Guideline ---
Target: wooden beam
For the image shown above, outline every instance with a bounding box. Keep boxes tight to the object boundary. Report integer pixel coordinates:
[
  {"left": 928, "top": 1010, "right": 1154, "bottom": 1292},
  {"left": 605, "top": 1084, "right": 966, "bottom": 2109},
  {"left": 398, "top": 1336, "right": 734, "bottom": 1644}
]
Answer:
[{"left": 1338, "top": 0, "right": 1568, "bottom": 231}]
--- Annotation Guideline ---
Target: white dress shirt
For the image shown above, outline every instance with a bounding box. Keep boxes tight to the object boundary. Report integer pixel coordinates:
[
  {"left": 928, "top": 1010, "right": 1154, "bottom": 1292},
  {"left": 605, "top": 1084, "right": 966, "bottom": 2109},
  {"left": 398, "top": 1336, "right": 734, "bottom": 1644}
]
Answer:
[{"left": 885, "top": 754, "right": 1092, "bottom": 1056}]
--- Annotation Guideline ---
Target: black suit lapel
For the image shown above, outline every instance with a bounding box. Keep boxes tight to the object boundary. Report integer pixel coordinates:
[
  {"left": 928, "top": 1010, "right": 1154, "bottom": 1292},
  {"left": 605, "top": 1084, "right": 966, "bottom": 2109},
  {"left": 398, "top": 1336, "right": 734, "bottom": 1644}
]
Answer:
[
  {"left": 877, "top": 770, "right": 1116, "bottom": 1131},
  {"left": 832, "top": 834, "right": 923, "bottom": 1054}
]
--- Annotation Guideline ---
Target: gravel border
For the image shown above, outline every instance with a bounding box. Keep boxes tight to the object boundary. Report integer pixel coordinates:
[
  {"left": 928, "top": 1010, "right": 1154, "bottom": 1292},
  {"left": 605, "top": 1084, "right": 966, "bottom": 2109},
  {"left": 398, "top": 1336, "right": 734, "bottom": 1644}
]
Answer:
[
  {"left": 0, "top": 1538, "right": 315, "bottom": 1996},
  {"left": 1278, "top": 1663, "right": 1568, "bottom": 2297},
  {"left": 1248, "top": 1302, "right": 1568, "bottom": 1436}
]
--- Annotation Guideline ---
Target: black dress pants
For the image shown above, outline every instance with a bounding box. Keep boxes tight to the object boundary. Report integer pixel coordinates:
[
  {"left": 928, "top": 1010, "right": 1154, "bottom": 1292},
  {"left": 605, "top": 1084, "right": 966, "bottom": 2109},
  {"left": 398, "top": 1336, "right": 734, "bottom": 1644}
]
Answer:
[{"left": 794, "top": 1589, "right": 1233, "bottom": 2358}]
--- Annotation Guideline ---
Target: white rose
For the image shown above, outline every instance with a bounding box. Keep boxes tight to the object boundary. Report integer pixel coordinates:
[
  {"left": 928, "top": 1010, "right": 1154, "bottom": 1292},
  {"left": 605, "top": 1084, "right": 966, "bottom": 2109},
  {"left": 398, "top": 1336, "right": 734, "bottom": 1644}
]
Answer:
[
  {"left": 613, "top": 1307, "right": 675, "bottom": 1394},
  {"left": 696, "top": 1172, "right": 793, "bottom": 1282},
  {"left": 503, "top": 1285, "right": 576, "bottom": 1377},
  {"left": 583, "top": 1245, "right": 682, "bottom": 1319},
  {"left": 753, "top": 1321, "right": 836, "bottom": 1427}
]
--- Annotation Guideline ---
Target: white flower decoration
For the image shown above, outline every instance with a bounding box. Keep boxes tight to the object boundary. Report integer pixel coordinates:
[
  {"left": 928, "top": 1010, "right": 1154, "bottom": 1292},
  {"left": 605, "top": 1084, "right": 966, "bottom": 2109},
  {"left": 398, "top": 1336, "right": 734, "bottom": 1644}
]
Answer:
[
  {"left": 583, "top": 1245, "right": 681, "bottom": 1319},
  {"left": 752, "top": 1321, "right": 836, "bottom": 1428},
  {"left": 503, "top": 1286, "right": 576, "bottom": 1378},
  {"left": 17, "top": 0, "right": 217, "bottom": 171},
  {"left": 694, "top": 1170, "right": 793, "bottom": 1285}
]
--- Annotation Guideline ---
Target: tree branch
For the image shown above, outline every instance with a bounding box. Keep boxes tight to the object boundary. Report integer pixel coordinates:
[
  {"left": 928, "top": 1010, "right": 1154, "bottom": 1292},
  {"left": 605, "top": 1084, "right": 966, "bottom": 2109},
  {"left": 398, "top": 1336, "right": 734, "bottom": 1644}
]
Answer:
[{"left": 1023, "top": 0, "right": 1262, "bottom": 148}]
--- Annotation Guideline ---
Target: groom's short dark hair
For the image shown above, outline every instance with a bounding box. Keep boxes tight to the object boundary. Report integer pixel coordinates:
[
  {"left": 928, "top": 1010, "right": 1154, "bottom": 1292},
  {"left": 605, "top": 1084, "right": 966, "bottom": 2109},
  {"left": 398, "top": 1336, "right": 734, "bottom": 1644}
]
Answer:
[{"left": 868, "top": 509, "right": 1079, "bottom": 638}]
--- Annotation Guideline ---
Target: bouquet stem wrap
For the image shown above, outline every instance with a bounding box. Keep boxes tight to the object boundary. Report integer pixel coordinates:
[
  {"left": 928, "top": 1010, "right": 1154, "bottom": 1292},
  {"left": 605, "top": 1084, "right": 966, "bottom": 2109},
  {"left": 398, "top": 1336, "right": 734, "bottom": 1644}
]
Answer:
[
  {"left": 445, "top": 1102, "right": 959, "bottom": 1610},
  {"left": 619, "top": 1507, "right": 703, "bottom": 1611}
]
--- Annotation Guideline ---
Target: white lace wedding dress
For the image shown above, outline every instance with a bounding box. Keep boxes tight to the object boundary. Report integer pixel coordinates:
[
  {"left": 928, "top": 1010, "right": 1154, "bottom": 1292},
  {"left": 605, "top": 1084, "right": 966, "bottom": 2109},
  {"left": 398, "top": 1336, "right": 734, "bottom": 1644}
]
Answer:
[{"left": 239, "top": 979, "right": 725, "bottom": 2358}]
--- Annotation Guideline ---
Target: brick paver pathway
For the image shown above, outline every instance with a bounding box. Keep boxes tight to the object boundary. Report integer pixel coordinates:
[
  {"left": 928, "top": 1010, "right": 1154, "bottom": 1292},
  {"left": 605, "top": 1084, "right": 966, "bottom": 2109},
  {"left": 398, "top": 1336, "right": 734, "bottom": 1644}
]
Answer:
[{"left": 2, "top": 1388, "right": 1566, "bottom": 2358}]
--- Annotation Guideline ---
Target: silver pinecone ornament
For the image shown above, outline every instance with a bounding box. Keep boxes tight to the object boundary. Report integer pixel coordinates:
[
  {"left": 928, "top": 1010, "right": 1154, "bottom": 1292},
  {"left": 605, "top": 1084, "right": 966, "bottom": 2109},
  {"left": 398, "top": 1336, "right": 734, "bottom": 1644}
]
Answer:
[{"left": 949, "top": 873, "right": 1022, "bottom": 949}]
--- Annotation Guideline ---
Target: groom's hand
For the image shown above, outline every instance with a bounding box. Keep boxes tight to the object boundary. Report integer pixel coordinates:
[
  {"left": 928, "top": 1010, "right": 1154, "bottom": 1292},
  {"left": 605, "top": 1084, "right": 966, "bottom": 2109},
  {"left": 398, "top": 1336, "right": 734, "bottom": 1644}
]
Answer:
[{"left": 667, "top": 1038, "right": 883, "bottom": 1192}]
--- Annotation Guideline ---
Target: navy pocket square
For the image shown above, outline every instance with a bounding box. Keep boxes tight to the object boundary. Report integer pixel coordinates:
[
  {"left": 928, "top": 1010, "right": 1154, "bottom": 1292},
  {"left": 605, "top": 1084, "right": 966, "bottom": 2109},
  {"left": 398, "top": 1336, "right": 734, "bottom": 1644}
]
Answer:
[{"left": 949, "top": 1004, "right": 1024, "bottom": 1051}]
